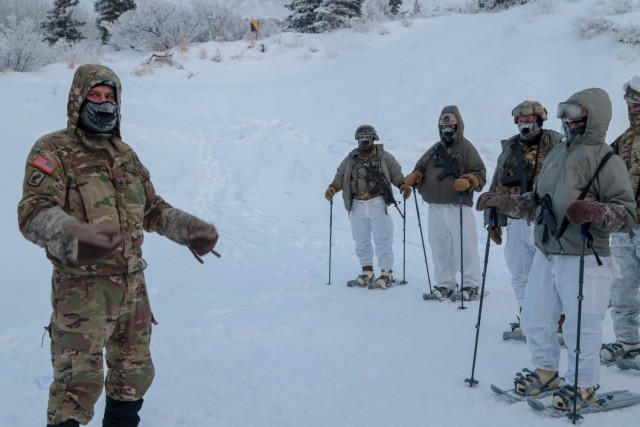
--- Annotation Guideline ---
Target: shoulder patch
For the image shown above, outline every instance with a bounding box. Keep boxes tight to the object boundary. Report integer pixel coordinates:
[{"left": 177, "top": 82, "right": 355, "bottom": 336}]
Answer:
[
  {"left": 27, "top": 170, "right": 46, "bottom": 187},
  {"left": 32, "top": 156, "right": 57, "bottom": 174}
]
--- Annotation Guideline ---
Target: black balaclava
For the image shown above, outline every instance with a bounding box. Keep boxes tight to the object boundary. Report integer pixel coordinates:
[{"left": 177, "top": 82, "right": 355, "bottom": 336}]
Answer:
[{"left": 78, "top": 83, "right": 118, "bottom": 134}]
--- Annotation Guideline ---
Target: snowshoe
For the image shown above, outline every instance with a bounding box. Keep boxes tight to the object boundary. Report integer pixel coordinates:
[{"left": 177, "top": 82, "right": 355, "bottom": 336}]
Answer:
[
  {"left": 461, "top": 286, "right": 479, "bottom": 301},
  {"left": 600, "top": 341, "right": 640, "bottom": 362},
  {"left": 551, "top": 385, "right": 599, "bottom": 411},
  {"left": 514, "top": 368, "right": 561, "bottom": 396},
  {"left": 355, "top": 268, "right": 375, "bottom": 287},
  {"left": 503, "top": 321, "right": 526, "bottom": 342},
  {"left": 371, "top": 270, "right": 393, "bottom": 289}
]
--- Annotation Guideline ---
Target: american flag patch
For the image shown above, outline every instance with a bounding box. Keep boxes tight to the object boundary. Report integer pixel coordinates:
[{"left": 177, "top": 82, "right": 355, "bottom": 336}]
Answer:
[{"left": 32, "top": 156, "right": 57, "bottom": 174}]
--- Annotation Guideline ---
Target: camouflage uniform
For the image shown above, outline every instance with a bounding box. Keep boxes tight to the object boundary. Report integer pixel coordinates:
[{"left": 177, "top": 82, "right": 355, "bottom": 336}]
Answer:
[
  {"left": 608, "top": 79, "right": 640, "bottom": 346},
  {"left": 17, "top": 65, "right": 199, "bottom": 425},
  {"left": 487, "top": 128, "right": 563, "bottom": 309}
]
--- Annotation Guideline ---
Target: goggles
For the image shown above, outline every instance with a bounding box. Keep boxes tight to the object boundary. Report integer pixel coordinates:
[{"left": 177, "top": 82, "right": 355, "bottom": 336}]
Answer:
[
  {"left": 511, "top": 105, "right": 537, "bottom": 118},
  {"left": 556, "top": 102, "right": 587, "bottom": 122},
  {"left": 438, "top": 113, "right": 458, "bottom": 126}
]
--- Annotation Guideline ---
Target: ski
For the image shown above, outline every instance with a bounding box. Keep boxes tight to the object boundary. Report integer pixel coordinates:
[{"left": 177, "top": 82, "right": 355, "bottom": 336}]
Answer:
[
  {"left": 527, "top": 389, "right": 640, "bottom": 417},
  {"left": 490, "top": 384, "right": 554, "bottom": 404}
]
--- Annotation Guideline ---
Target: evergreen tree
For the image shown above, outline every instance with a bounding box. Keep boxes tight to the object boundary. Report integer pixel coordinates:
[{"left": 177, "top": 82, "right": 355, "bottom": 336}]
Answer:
[
  {"left": 389, "top": 0, "right": 402, "bottom": 15},
  {"left": 315, "top": 0, "right": 364, "bottom": 32},
  {"left": 41, "top": 0, "right": 85, "bottom": 45},
  {"left": 95, "top": 0, "right": 136, "bottom": 44},
  {"left": 412, "top": 0, "right": 422, "bottom": 15},
  {"left": 286, "top": 0, "right": 322, "bottom": 33}
]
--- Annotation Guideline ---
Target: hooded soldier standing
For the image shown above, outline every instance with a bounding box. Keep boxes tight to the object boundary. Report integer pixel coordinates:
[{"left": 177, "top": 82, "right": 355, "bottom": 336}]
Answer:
[
  {"left": 600, "top": 76, "right": 640, "bottom": 368},
  {"left": 404, "top": 106, "right": 486, "bottom": 300},
  {"left": 483, "top": 101, "right": 563, "bottom": 337},
  {"left": 17, "top": 64, "right": 219, "bottom": 427},
  {"left": 476, "top": 88, "right": 636, "bottom": 410},
  {"left": 325, "top": 125, "right": 411, "bottom": 289}
]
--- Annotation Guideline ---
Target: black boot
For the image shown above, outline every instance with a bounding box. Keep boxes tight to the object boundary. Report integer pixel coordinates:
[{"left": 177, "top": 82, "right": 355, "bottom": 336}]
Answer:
[
  {"left": 47, "top": 420, "right": 80, "bottom": 427},
  {"left": 102, "top": 396, "right": 144, "bottom": 427}
]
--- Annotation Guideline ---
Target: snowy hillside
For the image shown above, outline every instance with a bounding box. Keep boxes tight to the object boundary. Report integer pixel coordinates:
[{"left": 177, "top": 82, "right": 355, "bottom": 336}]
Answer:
[{"left": 2, "top": 1, "right": 640, "bottom": 426}]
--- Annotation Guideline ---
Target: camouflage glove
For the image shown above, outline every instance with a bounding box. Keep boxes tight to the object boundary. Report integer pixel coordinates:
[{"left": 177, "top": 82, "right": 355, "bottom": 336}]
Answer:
[
  {"left": 325, "top": 186, "right": 337, "bottom": 201},
  {"left": 476, "top": 192, "right": 515, "bottom": 214},
  {"left": 64, "top": 223, "right": 122, "bottom": 265},
  {"left": 489, "top": 226, "right": 502, "bottom": 245},
  {"left": 566, "top": 200, "right": 605, "bottom": 225},
  {"left": 187, "top": 217, "right": 219, "bottom": 256},
  {"left": 399, "top": 183, "right": 411, "bottom": 199},
  {"left": 404, "top": 171, "right": 423, "bottom": 187}
]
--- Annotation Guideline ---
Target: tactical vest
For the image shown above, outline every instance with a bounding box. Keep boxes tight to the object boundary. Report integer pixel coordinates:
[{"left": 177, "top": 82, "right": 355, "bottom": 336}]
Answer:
[
  {"left": 350, "top": 152, "right": 385, "bottom": 199},
  {"left": 498, "top": 133, "right": 552, "bottom": 195}
]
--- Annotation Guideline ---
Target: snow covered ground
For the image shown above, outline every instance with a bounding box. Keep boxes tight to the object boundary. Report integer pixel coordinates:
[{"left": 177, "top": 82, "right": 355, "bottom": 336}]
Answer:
[{"left": 2, "top": 0, "right": 640, "bottom": 425}]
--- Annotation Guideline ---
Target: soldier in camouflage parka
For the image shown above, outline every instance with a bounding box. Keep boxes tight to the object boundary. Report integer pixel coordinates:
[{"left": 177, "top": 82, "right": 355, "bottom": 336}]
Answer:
[
  {"left": 17, "top": 64, "right": 219, "bottom": 426},
  {"left": 602, "top": 77, "right": 640, "bottom": 363}
]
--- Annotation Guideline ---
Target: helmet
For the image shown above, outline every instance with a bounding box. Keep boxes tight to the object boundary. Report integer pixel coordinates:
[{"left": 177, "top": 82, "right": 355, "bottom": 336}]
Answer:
[
  {"left": 511, "top": 100, "right": 548, "bottom": 124},
  {"left": 623, "top": 76, "right": 640, "bottom": 103},
  {"left": 354, "top": 124, "right": 379, "bottom": 141}
]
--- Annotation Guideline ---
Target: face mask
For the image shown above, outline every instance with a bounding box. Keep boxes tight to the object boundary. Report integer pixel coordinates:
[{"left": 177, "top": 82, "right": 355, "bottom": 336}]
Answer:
[
  {"left": 562, "top": 119, "right": 586, "bottom": 144},
  {"left": 357, "top": 136, "right": 375, "bottom": 152},
  {"left": 441, "top": 126, "right": 456, "bottom": 143},
  {"left": 78, "top": 100, "right": 118, "bottom": 134},
  {"left": 518, "top": 121, "right": 540, "bottom": 141}
]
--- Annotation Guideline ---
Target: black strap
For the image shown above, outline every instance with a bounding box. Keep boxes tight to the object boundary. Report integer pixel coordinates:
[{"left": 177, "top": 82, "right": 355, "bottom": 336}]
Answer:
[{"left": 555, "top": 151, "right": 614, "bottom": 239}]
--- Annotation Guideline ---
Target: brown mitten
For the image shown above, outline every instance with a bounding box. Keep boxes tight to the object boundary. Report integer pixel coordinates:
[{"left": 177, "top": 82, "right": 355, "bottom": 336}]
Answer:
[
  {"left": 64, "top": 223, "right": 122, "bottom": 265},
  {"left": 325, "top": 186, "right": 337, "bottom": 201},
  {"left": 453, "top": 177, "right": 471, "bottom": 192},
  {"left": 566, "top": 200, "right": 605, "bottom": 225},
  {"left": 399, "top": 183, "right": 411, "bottom": 199},
  {"left": 489, "top": 226, "right": 502, "bottom": 245},
  {"left": 404, "top": 171, "right": 423, "bottom": 187},
  {"left": 187, "top": 217, "right": 219, "bottom": 256}
]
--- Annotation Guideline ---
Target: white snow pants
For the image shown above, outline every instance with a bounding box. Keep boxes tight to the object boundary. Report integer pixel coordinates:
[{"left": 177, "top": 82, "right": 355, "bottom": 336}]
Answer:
[
  {"left": 350, "top": 197, "right": 394, "bottom": 271},
  {"left": 610, "top": 229, "right": 640, "bottom": 344},
  {"left": 504, "top": 218, "right": 535, "bottom": 309},
  {"left": 521, "top": 251, "right": 612, "bottom": 388},
  {"left": 427, "top": 203, "right": 482, "bottom": 290}
]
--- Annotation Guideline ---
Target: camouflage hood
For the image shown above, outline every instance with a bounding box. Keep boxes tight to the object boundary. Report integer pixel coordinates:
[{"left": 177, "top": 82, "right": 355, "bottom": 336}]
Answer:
[
  {"left": 438, "top": 105, "right": 465, "bottom": 146},
  {"left": 67, "top": 64, "right": 122, "bottom": 137},
  {"left": 563, "top": 87, "right": 611, "bottom": 146}
]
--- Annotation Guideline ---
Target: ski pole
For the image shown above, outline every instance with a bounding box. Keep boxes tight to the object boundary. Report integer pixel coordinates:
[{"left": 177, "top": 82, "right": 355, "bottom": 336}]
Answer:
[
  {"left": 328, "top": 199, "right": 333, "bottom": 285},
  {"left": 400, "top": 199, "right": 407, "bottom": 285},
  {"left": 413, "top": 187, "right": 433, "bottom": 294},
  {"left": 465, "top": 207, "right": 495, "bottom": 387},
  {"left": 568, "top": 223, "right": 589, "bottom": 423},
  {"left": 458, "top": 192, "right": 466, "bottom": 310}
]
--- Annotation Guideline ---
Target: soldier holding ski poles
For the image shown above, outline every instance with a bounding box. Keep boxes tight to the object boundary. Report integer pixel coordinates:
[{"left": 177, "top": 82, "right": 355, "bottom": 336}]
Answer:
[
  {"left": 325, "top": 124, "right": 410, "bottom": 289},
  {"left": 484, "top": 100, "right": 563, "bottom": 339},
  {"left": 404, "top": 106, "right": 486, "bottom": 301},
  {"left": 476, "top": 88, "right": 636, "bottom": 411}
]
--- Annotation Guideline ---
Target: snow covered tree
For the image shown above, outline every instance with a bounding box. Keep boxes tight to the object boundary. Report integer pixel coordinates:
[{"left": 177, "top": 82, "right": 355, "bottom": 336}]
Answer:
[
  {"left": 106, "top": 0, "right": 200, "bottom": 51},
  {"left": 190, "top": 0, "right": 246, "bottom": 42},
  {"left": 41, "top": 0, "right": 86, "bottom": 45},
  {"left": 389, "top": 0, "right": 402, "bottom": 15},
  {"left": 0, "top": 0, "right": 49, "bottom": 26},
  {"left": 412, "top": 0, "right": 422, "bottom": 16},
  {"left": 286, "top": 0, "right": 322, "bottom": 33},
  {"left": 0, "top": 15, "right": 55, "bottom": 72},
  {"left": 94, "top": 0, "right": 136, "bottom": 44},
  {"left": 315, "top": 0, "right": 364, "bottom": 32}
]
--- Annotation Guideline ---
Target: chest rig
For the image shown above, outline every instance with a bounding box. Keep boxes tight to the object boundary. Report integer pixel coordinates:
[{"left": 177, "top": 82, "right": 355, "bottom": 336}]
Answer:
[{"left": 350, "top": 151, "right": 385, "bottom": 199}]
